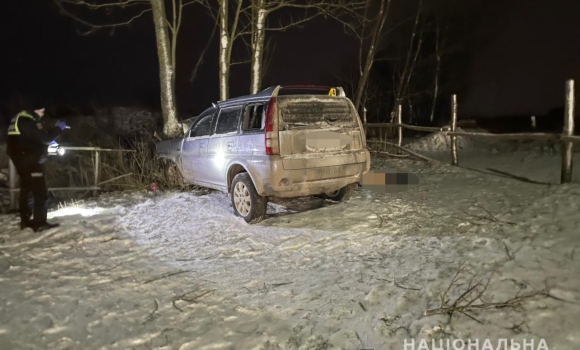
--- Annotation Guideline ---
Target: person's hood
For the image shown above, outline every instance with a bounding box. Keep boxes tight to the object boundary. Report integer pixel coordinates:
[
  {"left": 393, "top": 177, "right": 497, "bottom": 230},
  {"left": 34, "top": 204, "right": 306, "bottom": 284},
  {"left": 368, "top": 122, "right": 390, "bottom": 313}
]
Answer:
[{"left": 30, "top": 110, "right": 42, "bottom": 122}]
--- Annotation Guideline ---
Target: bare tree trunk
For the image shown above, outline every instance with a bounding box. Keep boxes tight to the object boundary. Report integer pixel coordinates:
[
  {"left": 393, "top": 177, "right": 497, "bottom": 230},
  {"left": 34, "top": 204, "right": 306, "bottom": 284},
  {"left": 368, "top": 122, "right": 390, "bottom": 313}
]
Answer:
[
  {"left": 250, "top": 0, "right": 267, "bottom": 94},
  {"left": 429, "top": 21, "right": 440, "bottom": 123},
  {"left": 151, "top": 0, "right": 180, "bottom": 138},
  {"left": 170, "top": 0, "right": 177, "bottom": 96},
  {"left": 354, "top": 0, "right": 390, "bottom": 112},
  {"left": 390, "top": 0, "right": 423, "bottom": 123},
  {"left": 246, "top": 0, "right": 356, "bottom": 95},
  {"left": 219, "top": 0, "right": 230, "bottom": 100},
  {"left": 358, "top": 0, "right": 371, "bottom": 77}
]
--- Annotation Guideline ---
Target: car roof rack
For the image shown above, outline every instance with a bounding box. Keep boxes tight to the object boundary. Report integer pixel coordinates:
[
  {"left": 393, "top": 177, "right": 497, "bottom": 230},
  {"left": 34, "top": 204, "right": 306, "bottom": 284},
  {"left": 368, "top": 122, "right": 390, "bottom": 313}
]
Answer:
[
  {"left": 265, "top": 85, "right": 346, "bottom": 97},
  {"left": 216, "top": 84, "right": 346, "bottom": 107}
]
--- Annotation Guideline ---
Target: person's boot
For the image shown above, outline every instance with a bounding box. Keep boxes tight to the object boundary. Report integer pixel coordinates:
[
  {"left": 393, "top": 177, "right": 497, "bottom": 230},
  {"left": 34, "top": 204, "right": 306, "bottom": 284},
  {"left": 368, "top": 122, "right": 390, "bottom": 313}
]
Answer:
[
  {"left": 31, "top": 221, "right": 60, "bottom": 233},
  {"left": 20, "top": 214, "right": 32, "bottom": 230},
  {"left": 20, "top": 221, "right": 30, "bottom": 230}
]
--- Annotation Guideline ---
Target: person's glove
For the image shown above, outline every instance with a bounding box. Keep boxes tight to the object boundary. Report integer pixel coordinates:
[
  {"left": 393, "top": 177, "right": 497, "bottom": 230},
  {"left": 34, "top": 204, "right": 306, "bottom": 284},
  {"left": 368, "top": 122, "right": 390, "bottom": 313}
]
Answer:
[{"left": 55, "top": 120, "right": 67, "bottom": 130}]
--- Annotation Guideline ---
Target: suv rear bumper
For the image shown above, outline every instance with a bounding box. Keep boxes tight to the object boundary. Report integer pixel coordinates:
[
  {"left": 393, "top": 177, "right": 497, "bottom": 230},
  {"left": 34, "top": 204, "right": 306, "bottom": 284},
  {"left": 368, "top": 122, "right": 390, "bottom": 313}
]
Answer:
[{"left": 251, "top": 149, "right": 370, "bottom": 197}]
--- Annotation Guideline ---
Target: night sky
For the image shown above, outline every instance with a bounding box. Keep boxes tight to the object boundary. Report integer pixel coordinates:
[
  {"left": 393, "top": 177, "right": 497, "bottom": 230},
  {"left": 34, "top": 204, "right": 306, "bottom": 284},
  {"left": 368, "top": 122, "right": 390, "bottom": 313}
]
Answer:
[{"left": 1, "top": 0, "right": 579, "bottom": 118}]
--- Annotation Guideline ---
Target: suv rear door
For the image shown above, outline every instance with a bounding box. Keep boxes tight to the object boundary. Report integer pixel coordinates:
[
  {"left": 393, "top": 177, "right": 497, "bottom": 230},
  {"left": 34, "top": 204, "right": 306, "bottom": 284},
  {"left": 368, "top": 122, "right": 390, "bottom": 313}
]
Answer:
[{"left": 238, "top": 102, "right": 267, "bottom": 154}]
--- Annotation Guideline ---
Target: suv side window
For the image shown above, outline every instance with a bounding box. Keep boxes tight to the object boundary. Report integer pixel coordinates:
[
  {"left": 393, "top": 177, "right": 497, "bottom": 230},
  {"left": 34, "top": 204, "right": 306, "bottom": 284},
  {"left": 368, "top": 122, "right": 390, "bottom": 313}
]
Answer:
[
  {"left": 215, "top": 106, "right": 242, "bottom": 135},
  {"left": 242, "top": 104, "right": 266, "bottom": 132},
  {"left": 189, "top": 113, "right": 213, "bottom": 138}
]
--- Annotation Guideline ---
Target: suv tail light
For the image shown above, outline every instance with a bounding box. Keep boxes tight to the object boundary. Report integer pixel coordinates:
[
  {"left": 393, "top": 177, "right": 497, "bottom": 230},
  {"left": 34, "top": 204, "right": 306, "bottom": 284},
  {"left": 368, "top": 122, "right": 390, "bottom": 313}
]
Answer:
[{"left": 265, "top": 97, "right": 279, "bottom": 155}]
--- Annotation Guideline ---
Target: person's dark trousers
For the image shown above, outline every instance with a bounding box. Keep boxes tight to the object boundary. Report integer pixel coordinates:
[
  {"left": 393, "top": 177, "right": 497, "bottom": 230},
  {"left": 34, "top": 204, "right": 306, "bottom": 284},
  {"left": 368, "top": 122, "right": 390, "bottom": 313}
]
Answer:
[{"left": 9, "top": 155, "right": 48, "bottom": 229}]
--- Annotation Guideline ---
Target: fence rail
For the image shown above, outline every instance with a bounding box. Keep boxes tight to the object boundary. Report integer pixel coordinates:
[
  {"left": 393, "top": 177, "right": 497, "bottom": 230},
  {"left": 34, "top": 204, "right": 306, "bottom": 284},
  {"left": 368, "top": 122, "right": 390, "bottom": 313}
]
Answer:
[
  {"left": 364, "top": 128, "right": 580, "bottom": 142},
  {"left": 363, "top": 79, "right": 578, "bottom": 184},
  {"left": 6, "top": 147, "right": 133, "bottom": 210},
  {"left": 364, "top": 123, "right": 443, "bottom": 133}
]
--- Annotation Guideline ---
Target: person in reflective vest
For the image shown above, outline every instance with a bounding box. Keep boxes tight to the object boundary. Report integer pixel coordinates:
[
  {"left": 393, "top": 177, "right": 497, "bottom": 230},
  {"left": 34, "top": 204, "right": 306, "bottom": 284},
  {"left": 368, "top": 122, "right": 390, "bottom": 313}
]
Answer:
[{"left": 7, "top": 101, "right": 68, "bottom": 232}]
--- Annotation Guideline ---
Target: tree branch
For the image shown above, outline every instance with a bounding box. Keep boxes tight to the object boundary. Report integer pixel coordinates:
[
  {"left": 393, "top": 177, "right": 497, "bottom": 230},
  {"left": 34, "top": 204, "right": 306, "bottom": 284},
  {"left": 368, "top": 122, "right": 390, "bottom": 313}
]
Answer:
[
  {"left": 267, "top": 10, "right": 323, "bottom": 31},
  {"left": 59, "top": 0, "right": 149, "bottom": 8},
  {"left": 230, "top": 59, "right": 252, "bottom": 66},
  {"left": 190, "top": 16, "right": 218, "bottom": 81},
  {"left": 55, "top": 0, "right": 152, "bottom": 34}
]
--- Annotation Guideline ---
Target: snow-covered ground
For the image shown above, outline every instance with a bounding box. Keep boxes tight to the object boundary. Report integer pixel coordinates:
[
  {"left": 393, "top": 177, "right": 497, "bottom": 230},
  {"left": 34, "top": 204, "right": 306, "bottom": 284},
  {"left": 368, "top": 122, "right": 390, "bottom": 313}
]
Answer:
[
  {"left": 1, "top": 135, "right": 580, "bottom": 350},
  {"left": 404, "top": 128, "right": 580, "bottom": 184}
]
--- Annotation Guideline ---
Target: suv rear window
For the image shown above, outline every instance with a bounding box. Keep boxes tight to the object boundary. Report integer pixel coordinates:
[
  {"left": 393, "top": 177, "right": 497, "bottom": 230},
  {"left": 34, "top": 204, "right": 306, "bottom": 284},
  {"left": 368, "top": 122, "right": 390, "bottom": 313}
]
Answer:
[
  {"left": 277, "top": 96, "right": 356, "bottom": 129},
  {"left": 242, "top": 104, "right": 266, "bottom": 132}
]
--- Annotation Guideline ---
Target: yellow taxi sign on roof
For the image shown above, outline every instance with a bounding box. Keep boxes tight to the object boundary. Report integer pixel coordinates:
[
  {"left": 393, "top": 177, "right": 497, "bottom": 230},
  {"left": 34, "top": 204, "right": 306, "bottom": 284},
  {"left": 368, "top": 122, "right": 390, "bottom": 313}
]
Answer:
[{"left": 328, "top": 88, "right": 337, "bottom": 96}]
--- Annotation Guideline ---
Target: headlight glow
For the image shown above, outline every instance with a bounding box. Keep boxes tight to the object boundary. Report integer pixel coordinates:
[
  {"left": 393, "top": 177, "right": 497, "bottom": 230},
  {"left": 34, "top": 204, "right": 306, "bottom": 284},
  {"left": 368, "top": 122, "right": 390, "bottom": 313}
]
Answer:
[{"left": 57, "top": 147, "right": 65, "bottom": 156}]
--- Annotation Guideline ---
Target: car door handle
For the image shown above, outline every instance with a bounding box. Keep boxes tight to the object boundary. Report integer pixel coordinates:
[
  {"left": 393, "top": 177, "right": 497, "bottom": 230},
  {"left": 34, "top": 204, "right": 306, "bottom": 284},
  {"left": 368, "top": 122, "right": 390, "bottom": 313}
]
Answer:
[
  {"left": 226, "top": 142, "right": 234, "bottom": 147},
  {"left": 200, "top": 144, "right": 206, "bottom": 148}
]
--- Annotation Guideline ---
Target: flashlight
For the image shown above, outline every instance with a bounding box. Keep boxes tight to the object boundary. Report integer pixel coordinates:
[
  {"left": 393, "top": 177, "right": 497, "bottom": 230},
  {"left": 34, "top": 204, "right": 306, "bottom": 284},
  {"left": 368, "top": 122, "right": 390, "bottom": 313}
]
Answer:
[{"left": 48, "top": 142, "right": 66, "bottom": 156}]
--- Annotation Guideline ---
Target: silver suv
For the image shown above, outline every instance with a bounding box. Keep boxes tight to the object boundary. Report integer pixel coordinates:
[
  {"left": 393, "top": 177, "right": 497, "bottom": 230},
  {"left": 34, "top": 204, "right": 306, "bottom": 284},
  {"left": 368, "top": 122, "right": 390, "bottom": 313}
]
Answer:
[{"left": 156, "top": 85, "right": 370, "bottom": 223}]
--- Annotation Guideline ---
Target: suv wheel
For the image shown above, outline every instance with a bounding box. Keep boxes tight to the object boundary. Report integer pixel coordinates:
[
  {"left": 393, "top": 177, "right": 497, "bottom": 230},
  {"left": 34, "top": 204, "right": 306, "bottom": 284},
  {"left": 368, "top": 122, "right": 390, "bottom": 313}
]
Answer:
[
  {"left": 320, "top": 184, "right": 354, "bottom": 202},
  {"left": 231, "top": 173, "right": 268, "bottom": 224}
]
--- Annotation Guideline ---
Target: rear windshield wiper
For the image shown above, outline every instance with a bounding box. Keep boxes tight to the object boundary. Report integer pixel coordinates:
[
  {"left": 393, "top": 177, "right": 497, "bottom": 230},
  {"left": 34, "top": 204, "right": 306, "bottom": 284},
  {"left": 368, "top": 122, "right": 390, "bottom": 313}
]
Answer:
[
  {"left": 324, "top": 117, "right": 338, "bottom": 124},
  {"left": 285, "top": 122, "right": 309, "bottom": 127}
]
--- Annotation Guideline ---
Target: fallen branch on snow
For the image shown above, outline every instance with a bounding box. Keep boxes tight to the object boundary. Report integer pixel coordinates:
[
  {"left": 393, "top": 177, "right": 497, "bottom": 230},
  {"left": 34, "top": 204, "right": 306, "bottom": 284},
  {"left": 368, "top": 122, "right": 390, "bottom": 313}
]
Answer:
[
  {"left": 371, "top": 211, "right": 384, "bottom": 228},
  {"left": 142, "top": 269, "right": 190, "bottom": 284},
  {"left": 172, "top": 289, "right": 215, "bottom": 312},
  {"left": 271, "top": 282, "right": 293, "bottom": 288},
  {"left": 142, "top": 299, "right": 159, "bottom": 324},
  {"left": 370, "top": 144, "right": 437, "bottom": 163},
  {"left": 503, "top": 241, "right": 514, "bottom": 260},
  {"left": 393, "top": 277, "right": 421, "bottom": 291},
  {"left": 358, "top": 302, "right": 367, "bottom": 312},
  {"left": 461, "top": 204, "right": 517, "bottom": 226},
  {"left": 423, "top": 262, "right": 551, "bottom": 318}
]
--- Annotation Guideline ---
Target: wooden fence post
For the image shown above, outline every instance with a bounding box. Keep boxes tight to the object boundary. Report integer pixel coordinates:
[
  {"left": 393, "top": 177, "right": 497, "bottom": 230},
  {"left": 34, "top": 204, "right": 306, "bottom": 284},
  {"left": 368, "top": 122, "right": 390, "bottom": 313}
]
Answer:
[
  {"left": 94, "top": 150, "right": 101, "bottom": 196},
  {"left": 9, "top": 159, "right": 17, "bottom": 210},
  {"left": 363, "top": 107, "right": 367, "bottom": 124},
  {"left": 561, "top": 79, "right": 575, "bottom": 184},
  {"left": 363, "top": 107, "right": 368, "bottom": 136},
  {"left": 397, "top": 104, "right": 403, "bottom": 154},
  {"left": 450, "top": 94, "right": 459, "bottom": 166}
]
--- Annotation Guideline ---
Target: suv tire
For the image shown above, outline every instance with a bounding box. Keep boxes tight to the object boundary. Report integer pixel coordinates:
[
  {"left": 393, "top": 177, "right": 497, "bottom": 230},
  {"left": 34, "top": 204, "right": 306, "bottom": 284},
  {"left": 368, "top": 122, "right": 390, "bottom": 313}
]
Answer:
[
  {"left": 320, "top": 184, "right": 354, "bottom": 202},
  {"left": 231, "top": 173, "right": 268, "bottom": 224}
]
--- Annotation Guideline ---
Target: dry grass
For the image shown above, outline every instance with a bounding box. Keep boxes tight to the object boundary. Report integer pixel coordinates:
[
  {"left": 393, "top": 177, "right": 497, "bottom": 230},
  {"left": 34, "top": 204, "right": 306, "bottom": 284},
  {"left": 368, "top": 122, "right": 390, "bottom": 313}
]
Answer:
[{"left": 46, "top": 136, "right": 185, "bottom": 193}]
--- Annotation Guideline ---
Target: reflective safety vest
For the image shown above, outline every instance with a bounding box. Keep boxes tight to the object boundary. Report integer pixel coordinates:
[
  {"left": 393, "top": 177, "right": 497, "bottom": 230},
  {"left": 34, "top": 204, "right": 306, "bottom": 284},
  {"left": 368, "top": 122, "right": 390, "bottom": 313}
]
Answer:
[{"left": 7, "top": 111, "right": 36, "bottom": 136}]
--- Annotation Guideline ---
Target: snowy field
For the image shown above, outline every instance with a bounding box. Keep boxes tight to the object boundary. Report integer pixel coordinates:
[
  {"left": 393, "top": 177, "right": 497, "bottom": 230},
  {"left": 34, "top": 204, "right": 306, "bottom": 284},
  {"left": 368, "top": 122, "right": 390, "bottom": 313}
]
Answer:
[{"left": 1, "top": 135, "right": 580, "bottom": 349}]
